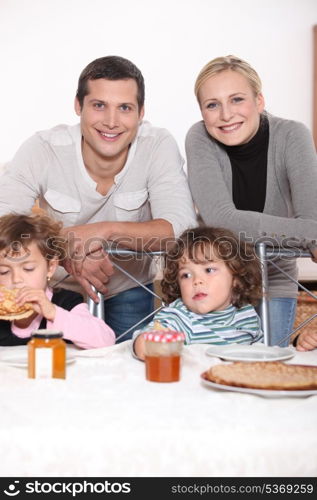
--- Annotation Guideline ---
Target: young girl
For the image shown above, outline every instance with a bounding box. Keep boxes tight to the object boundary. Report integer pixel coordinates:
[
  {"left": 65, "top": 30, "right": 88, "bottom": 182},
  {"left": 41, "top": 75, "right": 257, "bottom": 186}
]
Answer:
[
  {"left": 0, "top": 213, "right": 115, "bottom": 349},
  {"left": 133, "top": 226, "right": 263, "bottom": 359}
]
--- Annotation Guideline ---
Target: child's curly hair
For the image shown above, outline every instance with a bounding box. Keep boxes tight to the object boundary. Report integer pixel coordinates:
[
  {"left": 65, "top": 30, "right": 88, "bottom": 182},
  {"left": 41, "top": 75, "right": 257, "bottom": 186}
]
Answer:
[
  {"left": 161, "top": 226, "right": 262, "bottom": 308},
  {"left": 0, "top": 213, "right": 65, "bottom": 261}
]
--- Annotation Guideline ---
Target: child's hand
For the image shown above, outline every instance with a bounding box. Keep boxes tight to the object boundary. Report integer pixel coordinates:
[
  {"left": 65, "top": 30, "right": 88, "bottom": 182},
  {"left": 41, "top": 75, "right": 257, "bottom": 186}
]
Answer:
[
  {"left": 134, "top": 333, "right": 145, "bottom": 360},
  {"left": 15, "top": 287, "right": 56, "bottom": 322},
  {"left": 296, "top": 331, "right": 317, "bottom": 351}
]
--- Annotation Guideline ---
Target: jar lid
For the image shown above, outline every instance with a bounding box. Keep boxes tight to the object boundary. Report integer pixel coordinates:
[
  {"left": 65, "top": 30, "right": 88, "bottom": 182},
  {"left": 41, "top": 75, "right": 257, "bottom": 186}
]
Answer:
[
  {"left": 31, "top": 329, "right": 63, "bottom": 339},
  {"left": 143, "top": 331, "right": 185, "bottom": 343}
]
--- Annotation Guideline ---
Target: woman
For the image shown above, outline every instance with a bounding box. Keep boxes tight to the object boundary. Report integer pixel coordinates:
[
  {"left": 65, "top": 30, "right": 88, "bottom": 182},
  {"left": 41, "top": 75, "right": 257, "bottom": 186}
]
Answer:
[{"left": 185, "top": 55, "right": 317, "bottom": 346}]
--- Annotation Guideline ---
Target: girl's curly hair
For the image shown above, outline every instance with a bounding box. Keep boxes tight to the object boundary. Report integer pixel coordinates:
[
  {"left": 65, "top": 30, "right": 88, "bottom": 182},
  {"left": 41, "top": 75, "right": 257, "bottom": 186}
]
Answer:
[
  {"left": 0, "top": 213, "right": 65, "bottom": 261},
  {"left": 161, "top": 226, "right": 262, "bottom": 309}
]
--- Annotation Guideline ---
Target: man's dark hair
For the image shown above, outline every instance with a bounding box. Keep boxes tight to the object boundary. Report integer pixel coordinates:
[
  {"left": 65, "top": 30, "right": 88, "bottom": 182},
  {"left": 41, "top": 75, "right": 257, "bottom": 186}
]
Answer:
[{"left": 76, "top": 55, "right": 145, "bottom": 110}]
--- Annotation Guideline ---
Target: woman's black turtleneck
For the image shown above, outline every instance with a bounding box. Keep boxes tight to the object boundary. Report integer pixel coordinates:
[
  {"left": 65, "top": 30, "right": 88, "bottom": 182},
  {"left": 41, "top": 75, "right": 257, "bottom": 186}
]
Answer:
[{"left": 222, "top": 114, "right": 269, "bottom": 213}]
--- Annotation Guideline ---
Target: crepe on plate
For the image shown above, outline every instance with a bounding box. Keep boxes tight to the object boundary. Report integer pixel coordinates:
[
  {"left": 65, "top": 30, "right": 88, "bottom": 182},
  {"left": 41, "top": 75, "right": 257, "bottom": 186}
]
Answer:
[{"left": 206, "top": 361, "right": 317, "bottom": 391}]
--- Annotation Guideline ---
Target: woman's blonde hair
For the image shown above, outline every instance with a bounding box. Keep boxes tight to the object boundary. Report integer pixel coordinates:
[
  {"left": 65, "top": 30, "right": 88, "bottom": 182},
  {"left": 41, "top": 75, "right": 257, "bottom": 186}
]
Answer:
[{"left": 195, "top": 55, "right": 262, "bottom": 102}]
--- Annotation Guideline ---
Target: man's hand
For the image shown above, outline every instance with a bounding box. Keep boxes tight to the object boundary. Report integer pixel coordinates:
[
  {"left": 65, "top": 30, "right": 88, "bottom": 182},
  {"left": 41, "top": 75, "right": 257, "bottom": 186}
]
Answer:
[
  {"left": 63, "top": 223, "right": 106, "bottom": 276},
  {"left": 63, "top": 249, "right": 114, "bottom": 302},
  {"left": 61, "top": 218, "right": 174, "bottom": 301},
  {"left": 61, "top": 223, "right": 114, "bottom": 301}
]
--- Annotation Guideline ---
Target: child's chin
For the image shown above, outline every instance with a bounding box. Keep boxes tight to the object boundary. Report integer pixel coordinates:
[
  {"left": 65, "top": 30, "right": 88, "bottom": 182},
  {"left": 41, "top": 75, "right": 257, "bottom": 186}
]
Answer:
[{"left": 190, "top": 304, "right": 213, "bottom": 315}]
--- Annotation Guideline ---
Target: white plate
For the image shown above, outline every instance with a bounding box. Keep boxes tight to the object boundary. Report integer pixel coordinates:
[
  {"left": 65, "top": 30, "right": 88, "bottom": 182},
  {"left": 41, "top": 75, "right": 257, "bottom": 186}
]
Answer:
[
  {"left": 200, "top": 372, "right": 317, "bottom": 398},
  {"left": 0, "top": 352, "right": 76, "bottom": 368},
  {"left": 205, "top": 343, "right": 295, "bottom": 362}
]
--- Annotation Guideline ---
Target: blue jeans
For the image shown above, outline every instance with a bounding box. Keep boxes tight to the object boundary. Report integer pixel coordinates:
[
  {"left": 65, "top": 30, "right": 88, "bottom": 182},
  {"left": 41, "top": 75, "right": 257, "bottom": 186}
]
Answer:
[
  {"left": 257, "top": 297, "right": 297, "bottom": 347},
  {"left": 104, "top": 284, "right": 155, "bottom": 343}
]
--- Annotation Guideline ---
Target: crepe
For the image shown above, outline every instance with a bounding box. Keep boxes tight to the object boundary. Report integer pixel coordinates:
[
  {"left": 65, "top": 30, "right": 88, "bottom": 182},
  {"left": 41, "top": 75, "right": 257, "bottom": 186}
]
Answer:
[
  {"left": 0, "top": 286, "right": 34, "bottom": 320},
  {"left": 206, "top": 361, "right": 317, "bottom": 391}
]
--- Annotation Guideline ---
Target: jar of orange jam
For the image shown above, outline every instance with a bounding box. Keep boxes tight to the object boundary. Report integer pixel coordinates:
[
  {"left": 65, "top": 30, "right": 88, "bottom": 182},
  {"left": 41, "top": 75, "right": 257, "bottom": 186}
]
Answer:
[
  {"left": 144, "top": 329, "right": 185, "bottom": 382},
  {"left": 28, "top": 329, "right": 66, "bottom": 379}
]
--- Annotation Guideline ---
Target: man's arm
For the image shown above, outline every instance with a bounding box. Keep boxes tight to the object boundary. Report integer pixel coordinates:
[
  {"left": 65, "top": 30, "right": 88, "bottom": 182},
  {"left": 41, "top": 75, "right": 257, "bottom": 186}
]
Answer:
[
  {"left": 64, "top": 218, "right": 174, "bottom": 256},
  {"left": 62, "top": 219, "right": 174, "bottom": 300},
  {"left": 0, "top": 136, "right": 43, "bottom": 216}
]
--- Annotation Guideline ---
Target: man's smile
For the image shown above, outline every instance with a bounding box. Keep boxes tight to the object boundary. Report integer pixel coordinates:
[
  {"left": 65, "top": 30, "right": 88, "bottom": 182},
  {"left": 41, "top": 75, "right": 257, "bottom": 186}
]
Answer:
[{"left": 97, "top": 130, "right": 122, "bottom": 141}]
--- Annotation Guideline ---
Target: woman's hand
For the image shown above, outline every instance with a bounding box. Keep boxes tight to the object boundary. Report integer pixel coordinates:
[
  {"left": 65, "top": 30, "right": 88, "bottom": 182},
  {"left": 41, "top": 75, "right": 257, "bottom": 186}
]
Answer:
[
  {"left": 296, "top": 331, "right": 317, "bottom": 351},
  {"left": 15, "top": 287, "right": 56, "bottom": 322},
  {"left": 310, "top": 248, "right": 317, "bottom": 263}
]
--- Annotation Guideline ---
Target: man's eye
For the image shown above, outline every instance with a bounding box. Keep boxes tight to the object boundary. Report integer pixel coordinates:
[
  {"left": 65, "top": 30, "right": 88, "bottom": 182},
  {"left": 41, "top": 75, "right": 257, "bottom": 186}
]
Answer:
[
  {"left": 93, "top": 102, "right": 104, "bottom": 109},
  {"left": 0, "top": 270, "right": 8, "bottom": 275},
  {"left": 120, "top": 104, "right": 131, "bottom": 111}
]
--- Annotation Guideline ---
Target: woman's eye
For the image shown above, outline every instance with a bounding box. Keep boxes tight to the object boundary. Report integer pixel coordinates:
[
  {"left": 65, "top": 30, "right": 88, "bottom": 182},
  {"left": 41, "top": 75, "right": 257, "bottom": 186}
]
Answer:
[
  {"left": 206, "top": 102, "right": 218, "bottom": 110},
  {"left": 24, "top": 267, "right": 35, "bottom": 272},
  {"left": 232, "top": 96, "right": 244, "bottom": 104},
  {"left": 0, "top": 270, "right": 8, "bottom": 275}
]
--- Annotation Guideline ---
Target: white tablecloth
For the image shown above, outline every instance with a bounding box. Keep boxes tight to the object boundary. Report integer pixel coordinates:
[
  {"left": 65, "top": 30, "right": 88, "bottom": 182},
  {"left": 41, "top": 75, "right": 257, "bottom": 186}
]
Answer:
[{"left": 0, "top": 342, "right": 316, "bottom": 477}]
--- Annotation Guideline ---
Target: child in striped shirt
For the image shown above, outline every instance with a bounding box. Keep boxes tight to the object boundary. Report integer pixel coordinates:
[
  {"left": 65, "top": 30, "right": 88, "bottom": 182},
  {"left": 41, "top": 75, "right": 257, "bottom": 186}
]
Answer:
[{"left": 133, "top": 226, "right": 263, "bottom": 359}]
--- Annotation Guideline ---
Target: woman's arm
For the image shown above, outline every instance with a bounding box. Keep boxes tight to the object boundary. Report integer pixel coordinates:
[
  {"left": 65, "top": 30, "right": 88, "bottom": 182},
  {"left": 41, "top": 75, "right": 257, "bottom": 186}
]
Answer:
[{"left": 283, "top": 121, "right": 317, "bottom": 222}]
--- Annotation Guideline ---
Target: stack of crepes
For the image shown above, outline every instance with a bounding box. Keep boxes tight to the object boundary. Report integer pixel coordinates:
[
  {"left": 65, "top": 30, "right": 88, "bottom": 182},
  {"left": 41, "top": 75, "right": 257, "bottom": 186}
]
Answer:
[
  {"left": 0, "top": 286, "right": 34, "bottom": 320},
  {"left": 206, "top": 361, "right": 317, "bottom": 390}
]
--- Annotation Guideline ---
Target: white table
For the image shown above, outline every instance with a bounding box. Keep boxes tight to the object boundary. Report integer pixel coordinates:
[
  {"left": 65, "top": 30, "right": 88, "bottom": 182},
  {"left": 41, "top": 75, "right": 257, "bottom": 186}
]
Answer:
[{"left": 0, "top": 342, "right": 316, "bottom": 477}]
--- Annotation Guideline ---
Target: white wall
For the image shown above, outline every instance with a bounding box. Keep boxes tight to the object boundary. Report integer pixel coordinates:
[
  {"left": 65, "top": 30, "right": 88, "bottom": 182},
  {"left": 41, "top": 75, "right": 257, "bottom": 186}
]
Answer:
[{"left": 0, "top": 0, "right": 316, "bottom": 162}]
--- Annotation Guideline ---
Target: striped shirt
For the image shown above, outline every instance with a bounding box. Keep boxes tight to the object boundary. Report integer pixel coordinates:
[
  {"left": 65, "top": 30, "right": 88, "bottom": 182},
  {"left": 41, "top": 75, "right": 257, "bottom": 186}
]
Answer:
[{"left": 133, "top": 298, "right": 263, "bottom": 345}]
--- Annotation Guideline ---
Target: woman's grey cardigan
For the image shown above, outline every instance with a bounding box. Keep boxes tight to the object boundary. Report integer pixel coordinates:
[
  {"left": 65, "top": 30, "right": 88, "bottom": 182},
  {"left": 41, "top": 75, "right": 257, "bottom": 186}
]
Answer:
[{"left": 185, "top": 113, "right": 317, "bottom": 298}]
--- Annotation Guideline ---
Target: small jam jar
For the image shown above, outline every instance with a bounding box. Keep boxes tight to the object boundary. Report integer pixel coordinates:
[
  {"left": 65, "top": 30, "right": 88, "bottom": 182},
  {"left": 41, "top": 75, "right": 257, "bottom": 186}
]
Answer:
[
  {"left": 28, "top": 329, "right": 66, "bottom": 379},
  {"left": 144, "top": 330, "right": 185, "bottom": 382}
]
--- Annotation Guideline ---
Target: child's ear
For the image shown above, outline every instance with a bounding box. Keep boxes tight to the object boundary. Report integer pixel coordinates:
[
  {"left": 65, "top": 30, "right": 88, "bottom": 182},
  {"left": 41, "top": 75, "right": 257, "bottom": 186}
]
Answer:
[
  {"left": 47, "top": 258, "right": 59, "bottom": 279},
  {"left": 233, "top": 276, "right": 242, "bottom": 289}
]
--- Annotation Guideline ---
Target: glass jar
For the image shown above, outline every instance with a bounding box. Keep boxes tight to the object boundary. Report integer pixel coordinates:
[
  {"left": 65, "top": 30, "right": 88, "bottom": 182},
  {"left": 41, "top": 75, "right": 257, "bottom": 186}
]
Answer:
[
  {"left": 28, "top": 329, "right": 66, "bottom": 379},
  {"left": 144, "top": 330, "right": 185, "bottom": 382}
]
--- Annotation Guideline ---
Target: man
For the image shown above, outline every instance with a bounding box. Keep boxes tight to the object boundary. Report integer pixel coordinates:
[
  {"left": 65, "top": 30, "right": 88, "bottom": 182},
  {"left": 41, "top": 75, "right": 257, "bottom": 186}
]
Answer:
[{"left": 0, "top": 56, "right": 197, "bottom": 340}]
